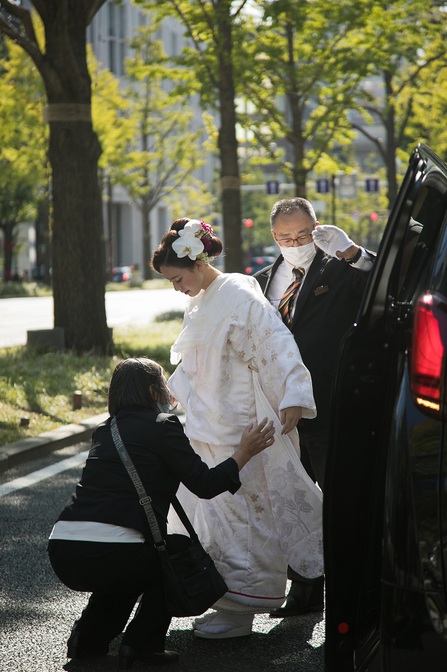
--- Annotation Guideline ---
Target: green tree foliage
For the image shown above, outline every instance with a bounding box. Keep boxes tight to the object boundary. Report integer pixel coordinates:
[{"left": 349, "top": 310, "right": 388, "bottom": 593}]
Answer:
[
  {"left": 238, "top": 0, "right": 372, "bottom": 197},
  {"left": 0, "top": 39, "right": 47, "bottom": 280},
  {"left": 109, "top": 20, "right": 214, "bottom": 279},
  {"left": 89, "top": 47, "right": 134, "bottom": 178},
  {"left": 137, "top": 0, "right": 250, "bottom": 272},
  {"left": 240, "top": 167, "right": 281, "bottom": 255},
  {"left": 349, "top": 0, "right": 447, "bottom": 207},
  {"left": 88, "top": 27, "right": 216, "bottom": 280},
  {"left": 87, "top": 46, "right": 137, "bottom": 281},
  {"left": 405, "top": 41, "right": 447, "bottom": 164},
  {"left": 0, "top": 0, "right": 111, "bottom": 355}
]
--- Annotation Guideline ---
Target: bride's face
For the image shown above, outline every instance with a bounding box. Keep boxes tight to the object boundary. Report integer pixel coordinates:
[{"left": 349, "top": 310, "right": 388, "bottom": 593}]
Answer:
[{"left": 161, "top": 263, "right": 204, "bottom": 297}]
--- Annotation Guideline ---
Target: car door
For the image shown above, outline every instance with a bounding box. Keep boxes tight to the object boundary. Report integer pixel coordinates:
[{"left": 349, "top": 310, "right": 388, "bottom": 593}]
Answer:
[{"left": 324, "top": 144, "right": 447, "bottom": 672}]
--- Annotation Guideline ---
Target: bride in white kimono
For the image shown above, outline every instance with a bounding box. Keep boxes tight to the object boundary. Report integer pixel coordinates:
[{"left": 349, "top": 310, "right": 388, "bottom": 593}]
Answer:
[{"left": 152, "top": 218, "right": 323, "bottom": 639}]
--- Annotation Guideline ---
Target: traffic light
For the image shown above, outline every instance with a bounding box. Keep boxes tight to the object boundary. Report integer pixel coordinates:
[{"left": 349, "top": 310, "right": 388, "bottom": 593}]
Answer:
[
  {"left": 369, "top": 212, "right": 379, "bottom": 222},
  {"left": 244, "top": 218, "right": 254, "bottom": 228}
]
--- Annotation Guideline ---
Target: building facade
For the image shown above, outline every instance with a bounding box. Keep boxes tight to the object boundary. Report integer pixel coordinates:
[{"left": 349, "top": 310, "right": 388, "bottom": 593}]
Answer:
[
  {"left": 88, "top": 0, "right": 216, "bottom": 277},
  {"left": 11, "top": 0, "right": 215, "bottom": 280}
]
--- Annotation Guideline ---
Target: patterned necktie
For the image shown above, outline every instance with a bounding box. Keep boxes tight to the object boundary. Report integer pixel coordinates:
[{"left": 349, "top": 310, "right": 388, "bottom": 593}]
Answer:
[{"left": 278, "top": 267, "right": 305, "bottom": 326}]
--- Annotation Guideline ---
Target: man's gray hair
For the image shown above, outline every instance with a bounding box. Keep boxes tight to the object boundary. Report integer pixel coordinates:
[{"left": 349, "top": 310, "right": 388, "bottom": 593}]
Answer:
[{"left": 270, "top": 198, "right": 317, "bottom": 229}]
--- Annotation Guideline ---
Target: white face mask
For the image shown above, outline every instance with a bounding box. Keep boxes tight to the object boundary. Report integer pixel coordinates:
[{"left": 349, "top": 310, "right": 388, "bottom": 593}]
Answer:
[{"left": 279, "top": 241, "right": 316, "bottom": 267}]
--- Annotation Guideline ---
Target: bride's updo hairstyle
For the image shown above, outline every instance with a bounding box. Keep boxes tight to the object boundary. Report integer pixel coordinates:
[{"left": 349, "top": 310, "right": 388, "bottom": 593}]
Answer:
[{"left": 152, "top": 218, "right": 223, "bottom": 272}]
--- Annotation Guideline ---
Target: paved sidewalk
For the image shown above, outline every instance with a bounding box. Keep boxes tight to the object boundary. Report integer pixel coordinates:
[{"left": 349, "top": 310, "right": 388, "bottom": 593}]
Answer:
[
  {"left": 0, "top": 412, "right": 109, "bottom": 472},
  {"left": 0, "top": 411, "right": 326, "bottom": 671}
]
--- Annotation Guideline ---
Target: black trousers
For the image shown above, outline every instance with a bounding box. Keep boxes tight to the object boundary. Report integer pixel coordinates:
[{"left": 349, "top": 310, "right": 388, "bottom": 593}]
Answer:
[
  {"left": 48, "top": 539, "right": 170, "bottom": 650},
  {"left": 288, "top": 429, "right": 327, "bottom": 586}
]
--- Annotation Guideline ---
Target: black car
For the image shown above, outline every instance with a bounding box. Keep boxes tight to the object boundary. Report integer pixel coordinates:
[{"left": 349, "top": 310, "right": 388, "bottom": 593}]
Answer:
[{"left": 325, "top": 144, "right": 447, "bottom": 671}]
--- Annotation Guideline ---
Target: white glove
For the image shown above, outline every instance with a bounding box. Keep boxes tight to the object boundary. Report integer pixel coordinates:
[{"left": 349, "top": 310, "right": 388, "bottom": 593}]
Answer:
[{"left": 312, "top": 225, "right": 354, "bottom": 259}]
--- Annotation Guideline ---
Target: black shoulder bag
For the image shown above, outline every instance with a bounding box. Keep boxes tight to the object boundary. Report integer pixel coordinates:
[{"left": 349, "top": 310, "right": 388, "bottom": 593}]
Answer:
[{"left": 110, "top": 416, "right": 228, "bottom": 617}]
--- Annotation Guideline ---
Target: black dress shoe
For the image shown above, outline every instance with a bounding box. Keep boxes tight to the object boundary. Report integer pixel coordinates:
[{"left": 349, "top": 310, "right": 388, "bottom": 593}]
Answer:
[
  {"left": 66, "top": 630, "right": 109, "bottom": 659},
  {"left": 269, "top": 595, "right": 324, "bottom": 618},
  {"left": 118, "top": 645, "right": 180, "bottom": 670}
]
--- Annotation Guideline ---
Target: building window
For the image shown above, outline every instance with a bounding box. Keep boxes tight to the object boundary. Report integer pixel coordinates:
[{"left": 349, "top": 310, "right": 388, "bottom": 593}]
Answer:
[{"left": 108, "top": 1, "right": 126, "bottom": 75}]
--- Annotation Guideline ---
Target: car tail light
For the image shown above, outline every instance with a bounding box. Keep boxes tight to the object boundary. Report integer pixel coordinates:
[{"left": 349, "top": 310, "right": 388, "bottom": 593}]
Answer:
[{"left": 410, "top": 292, "right": 447, "bottom": 414}]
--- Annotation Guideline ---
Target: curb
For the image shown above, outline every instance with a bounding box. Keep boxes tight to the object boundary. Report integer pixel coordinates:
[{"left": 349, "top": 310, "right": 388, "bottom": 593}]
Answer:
[{"left": 0, "top": 412, "right": 109, "bottom": 473}]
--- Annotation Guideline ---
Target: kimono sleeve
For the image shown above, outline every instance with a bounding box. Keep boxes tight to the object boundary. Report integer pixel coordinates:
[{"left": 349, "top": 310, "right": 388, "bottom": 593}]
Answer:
[{"left": 229, "top": 296, "right": 316, "bottom": 418}]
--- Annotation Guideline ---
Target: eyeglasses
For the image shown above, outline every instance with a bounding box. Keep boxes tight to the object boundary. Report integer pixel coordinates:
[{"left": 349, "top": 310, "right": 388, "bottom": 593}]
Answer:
[{"left": 273, "top": 231, "right": 314, "bottom": 247}]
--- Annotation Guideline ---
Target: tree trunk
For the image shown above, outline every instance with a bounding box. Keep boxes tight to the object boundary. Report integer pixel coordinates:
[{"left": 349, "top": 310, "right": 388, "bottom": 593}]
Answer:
[
  {"left": 385, "top": 129, "right": 398, "bottom": 209},
  {"left": 289, "top": 121, "right": 308, "bottom": 197},
  {"left": 41, "top": 3, "right": 111, "bottom": 354},
  {"left": 216, "top": 3, "right": 242, "bottom": 273},
  {"left": 292, "top": 161, "right": 308, "bottom": 198},
  {"left": 383, "top": 71, "right": 398, "bottom": 209},
  {"left": 35, "top": 195, "right": 51, "bottom": 284},
  {"left": 285, "top": 21, "right": 308, "bottom": 198}
]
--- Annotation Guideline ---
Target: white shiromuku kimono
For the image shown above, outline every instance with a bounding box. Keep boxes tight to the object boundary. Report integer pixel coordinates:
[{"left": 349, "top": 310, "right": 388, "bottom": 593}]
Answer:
[{"left": 168, "top": 273, "right": 324, "bottom": 610}]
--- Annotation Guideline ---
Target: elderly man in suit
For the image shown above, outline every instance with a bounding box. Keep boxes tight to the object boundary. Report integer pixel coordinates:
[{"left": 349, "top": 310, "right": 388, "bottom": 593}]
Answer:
[{"left": 255, "top": 197, "right": 375, "bottom": 617}]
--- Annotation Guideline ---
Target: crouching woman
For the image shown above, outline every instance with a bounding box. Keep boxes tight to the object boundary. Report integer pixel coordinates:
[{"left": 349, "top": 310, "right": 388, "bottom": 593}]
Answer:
[{"left": 47, "top": 357, "right": 274, "bottom": 669}]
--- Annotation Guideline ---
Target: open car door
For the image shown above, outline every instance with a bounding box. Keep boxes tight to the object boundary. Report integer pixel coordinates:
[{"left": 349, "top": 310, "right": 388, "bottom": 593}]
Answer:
[{"left": 324, "top": 144, "right": 447, "bottom": 672}]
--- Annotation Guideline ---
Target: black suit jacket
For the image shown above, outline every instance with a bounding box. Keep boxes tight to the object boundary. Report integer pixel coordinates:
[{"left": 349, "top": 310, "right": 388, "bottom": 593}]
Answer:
[{"left": 255, "top": 249, "right": 372, "bottom": 433}]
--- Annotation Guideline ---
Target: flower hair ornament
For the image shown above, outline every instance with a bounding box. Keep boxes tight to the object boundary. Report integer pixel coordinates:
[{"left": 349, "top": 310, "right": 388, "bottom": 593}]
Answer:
[{"left": 171, "top": 219, "right": 214, "bottom": 261}]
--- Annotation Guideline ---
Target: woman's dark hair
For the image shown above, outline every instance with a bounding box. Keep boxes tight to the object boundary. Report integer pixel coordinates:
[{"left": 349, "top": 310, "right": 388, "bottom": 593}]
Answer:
[
  {"left": 151, "top": 218, "right": 223, "bottom": 273},
  {"left": 108, "top": 357, "right": 169, "bottom": 416}
]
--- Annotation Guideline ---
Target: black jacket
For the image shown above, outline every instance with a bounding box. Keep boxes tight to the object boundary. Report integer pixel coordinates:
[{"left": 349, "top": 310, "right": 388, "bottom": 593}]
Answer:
[
  {"left": 57, "top": 408, "right": 240, "bottom": 539},
  {"left": 255, "top": 249, "right": 372, "bottom": 432}
]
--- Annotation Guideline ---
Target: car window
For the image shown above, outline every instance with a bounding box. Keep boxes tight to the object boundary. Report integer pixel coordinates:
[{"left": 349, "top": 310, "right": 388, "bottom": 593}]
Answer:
[
  {"left": 391, "top": 183, "right": 447, "bottom": 304},
  {"left": 433, "top": 223, "right": 447, "bottom": 295}
]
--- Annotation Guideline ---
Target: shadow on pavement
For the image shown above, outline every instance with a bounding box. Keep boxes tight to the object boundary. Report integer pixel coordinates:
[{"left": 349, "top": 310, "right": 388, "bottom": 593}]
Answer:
[{"left": 63, "top": 612, "right": 324, "bottom": 672}]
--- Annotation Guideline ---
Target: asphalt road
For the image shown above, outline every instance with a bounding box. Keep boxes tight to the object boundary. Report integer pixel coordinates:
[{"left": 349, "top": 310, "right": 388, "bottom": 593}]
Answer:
[
  {"left": 0, "top": 444, "right": 325, "bottom": 672},
  {"left": 0, "top": 288, "right": 187, "bottom": 348}
]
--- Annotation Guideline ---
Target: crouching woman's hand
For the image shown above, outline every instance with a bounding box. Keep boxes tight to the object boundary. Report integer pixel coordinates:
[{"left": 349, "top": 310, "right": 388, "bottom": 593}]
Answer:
[{"left": 232, "top": 418, "right": 275, "bottom": 470}]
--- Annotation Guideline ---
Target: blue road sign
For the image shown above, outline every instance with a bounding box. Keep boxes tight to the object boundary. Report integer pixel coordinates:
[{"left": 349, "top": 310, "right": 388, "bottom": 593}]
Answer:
[
  {"left": 266, "top": 180, "right": 280, "bottom": 195},
  {"left": 365, "top": 178, "right": 379, "bottom": 193},
  {"left": 316, "top": 178, "right": 330, "bottom": 194}
]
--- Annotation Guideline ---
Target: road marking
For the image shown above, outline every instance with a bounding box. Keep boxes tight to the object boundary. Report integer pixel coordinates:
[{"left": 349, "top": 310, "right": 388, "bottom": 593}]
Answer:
[{"left": 0, "top": 451, "right": 88, "bottom": 498}]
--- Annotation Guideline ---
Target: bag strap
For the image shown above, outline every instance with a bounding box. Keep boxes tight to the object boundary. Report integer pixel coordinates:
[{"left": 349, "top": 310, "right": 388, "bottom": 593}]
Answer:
[
  {"left": 110, "top": 416, "right": 197, "bottom": 548},
  {"left": 169, "top": 496, "right": 198, "bottom": 540}
]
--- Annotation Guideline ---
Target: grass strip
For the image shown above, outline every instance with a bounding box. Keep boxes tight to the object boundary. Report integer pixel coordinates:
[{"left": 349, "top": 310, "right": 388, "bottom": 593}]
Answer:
[{"left": 0, "top": 315, "right": 182, "bottom": 446}]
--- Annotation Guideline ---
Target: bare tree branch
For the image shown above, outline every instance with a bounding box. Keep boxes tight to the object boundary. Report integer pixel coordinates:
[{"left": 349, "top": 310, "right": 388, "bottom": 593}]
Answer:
[
  {"left": 396, "top": 96, "right": 413, "bottom": 148},
  {"left": 351, "top": 122, "right": 387, "bottom": 164},
  {"left": 396, "top": 49, "right": 447, "bottom": 97},
  {"left": 0, "top": 0, "right": 43, "bottom": 67},
  {"left": 170, "top": 0, "right": 219, "bottom": 89}
]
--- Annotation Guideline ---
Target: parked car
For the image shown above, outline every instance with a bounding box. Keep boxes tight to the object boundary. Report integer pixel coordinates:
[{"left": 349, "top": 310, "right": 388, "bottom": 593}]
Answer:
[
  {"left": 112, "top": 266, "right": 132, "bottom": 283},
  {"left": 244, "top": 255, "right": 276, "bottom": 275},
  {"left": 324, "top": 143, "right": 447, "bottom": 671}
]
